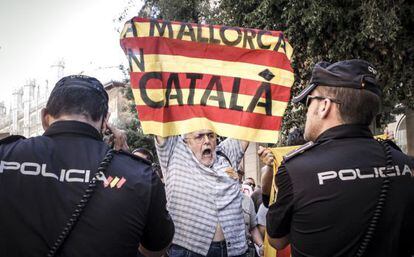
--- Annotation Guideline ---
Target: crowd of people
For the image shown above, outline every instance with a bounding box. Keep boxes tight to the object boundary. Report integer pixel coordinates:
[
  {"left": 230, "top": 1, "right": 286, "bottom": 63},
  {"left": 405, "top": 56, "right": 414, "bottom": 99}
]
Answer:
[{"left": 0, "top": 59, "right": 413, "bottom": 257}]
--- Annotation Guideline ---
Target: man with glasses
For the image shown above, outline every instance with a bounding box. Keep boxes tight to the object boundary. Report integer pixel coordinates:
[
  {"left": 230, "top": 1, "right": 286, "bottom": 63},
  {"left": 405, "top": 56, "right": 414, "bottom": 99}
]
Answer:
[
  {"left": 155, "top": 129, "right": 249, "bottom": 257},
  {"left": 265, "top": 60, "right": 414, "bottom": 257}
]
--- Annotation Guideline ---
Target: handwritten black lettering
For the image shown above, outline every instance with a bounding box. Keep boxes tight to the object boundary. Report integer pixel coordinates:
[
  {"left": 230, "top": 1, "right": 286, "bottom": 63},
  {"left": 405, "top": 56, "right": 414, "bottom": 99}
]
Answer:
[
  {"left": 149, "top": 19, "right": 173, "bottom": 38},
  {"left": 201, "top": 76, "right": 226, "bottom": 108},
  {"left": 165, "top": 73, "right": 184, "bottom": 107},
  {"left": 247, "top": 82, "right": 272, "bottom": 115},
  {"left": 127, "top": 48, "right": 145, "bottom": 72},
  {"left": 139, "top": 72, "right": 164, "bottom": 108},
  {"left": 220, "top": 26, "right": 242, "bottom": 46}
]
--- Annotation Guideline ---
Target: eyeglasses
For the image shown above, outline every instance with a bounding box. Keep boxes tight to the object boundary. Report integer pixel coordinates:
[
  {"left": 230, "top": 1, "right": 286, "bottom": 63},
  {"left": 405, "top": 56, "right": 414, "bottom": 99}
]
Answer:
[
  {"left": 306, "top": 95, "right": 341, "bottom": 107},
  {"left": 243, "top": 182, "right": 256, "bottom": 189},
  {"left": 185, "top": 132, "right": 216, "bottom": 143}
]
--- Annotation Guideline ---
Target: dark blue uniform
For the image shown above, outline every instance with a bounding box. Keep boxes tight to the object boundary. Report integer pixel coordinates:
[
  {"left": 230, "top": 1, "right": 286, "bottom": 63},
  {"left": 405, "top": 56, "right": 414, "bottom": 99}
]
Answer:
[
  {"left": 0, "top": 120, "right": 174, "bottom": 257},
  {"left": 267, "top": 124, "right": 414, "bottom": 257}
]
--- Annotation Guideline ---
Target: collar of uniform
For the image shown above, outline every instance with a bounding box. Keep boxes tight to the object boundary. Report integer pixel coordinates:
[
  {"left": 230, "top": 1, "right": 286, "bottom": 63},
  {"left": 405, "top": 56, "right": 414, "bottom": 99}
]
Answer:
[
  {"left": 43, "top": 120, "right": 102, "bottom": 140},
  {"left": 315, "top": 124, "right": 373, "bottom": 143}
]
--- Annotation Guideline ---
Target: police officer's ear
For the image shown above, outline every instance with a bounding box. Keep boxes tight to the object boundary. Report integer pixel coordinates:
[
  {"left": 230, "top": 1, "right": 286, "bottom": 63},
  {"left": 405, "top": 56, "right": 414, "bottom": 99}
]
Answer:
[
  {"left": 318, "top": 99, "right": 333, "bottom": 119},
  {"left": 41, "top": 108, "right": 51, "bottom": 130}
]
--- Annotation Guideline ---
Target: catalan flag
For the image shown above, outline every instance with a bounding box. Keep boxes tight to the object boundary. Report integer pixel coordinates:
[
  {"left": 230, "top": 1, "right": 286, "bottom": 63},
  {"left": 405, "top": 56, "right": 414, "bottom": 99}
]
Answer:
[{"left": 120, "top": 17, "right": 294, "bottom": 143}]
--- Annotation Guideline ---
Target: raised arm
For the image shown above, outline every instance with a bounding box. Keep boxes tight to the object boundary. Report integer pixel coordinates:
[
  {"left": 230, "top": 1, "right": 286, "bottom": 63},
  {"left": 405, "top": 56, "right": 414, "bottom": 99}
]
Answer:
[
  {"left": 239, "top": 140, "right": 250, "bottom": 152},
  {"left": 257, "top": 146, "right": 275, "bottom": 199},
  {"left": 154, "top": 135, "right": 166, "bottom": 146}
]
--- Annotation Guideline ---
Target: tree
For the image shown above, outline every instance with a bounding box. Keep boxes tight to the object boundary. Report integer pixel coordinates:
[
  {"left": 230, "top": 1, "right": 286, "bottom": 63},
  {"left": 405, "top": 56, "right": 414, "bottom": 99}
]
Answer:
[
  {"left": 117, "top": 65, "right": 158, "bottom": 160},
  {"left": 216, "top": 0, "right": 414, "bottom": 144},
  {"left": 137, "top": 0, "right": 215, "bottom": 23}
]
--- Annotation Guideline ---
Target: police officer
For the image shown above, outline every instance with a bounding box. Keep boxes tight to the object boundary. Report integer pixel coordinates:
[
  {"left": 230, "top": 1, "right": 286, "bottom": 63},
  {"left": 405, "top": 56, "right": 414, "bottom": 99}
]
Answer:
[
  {"left": 0, "top": 75, "right": 174, "bottom": 257},
  {"left": 262, "top": 60, "right": 414, "bottom": 257}
]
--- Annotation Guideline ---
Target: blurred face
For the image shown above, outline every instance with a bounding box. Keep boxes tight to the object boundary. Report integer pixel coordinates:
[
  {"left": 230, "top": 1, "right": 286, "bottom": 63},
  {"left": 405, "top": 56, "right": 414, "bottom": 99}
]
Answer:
[
  {"left": 185, "top": 129, "right": 217, "bottom": 167},
  {"left": 243, "top": 178, "right": 256, "bottom": 191}
]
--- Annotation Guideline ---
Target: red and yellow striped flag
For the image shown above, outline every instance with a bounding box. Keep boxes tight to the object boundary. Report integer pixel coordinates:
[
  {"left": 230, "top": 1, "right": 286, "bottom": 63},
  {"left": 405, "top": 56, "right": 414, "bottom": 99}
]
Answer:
[{"left": 120, "top": 17, "right": 294, "bottom": 143}]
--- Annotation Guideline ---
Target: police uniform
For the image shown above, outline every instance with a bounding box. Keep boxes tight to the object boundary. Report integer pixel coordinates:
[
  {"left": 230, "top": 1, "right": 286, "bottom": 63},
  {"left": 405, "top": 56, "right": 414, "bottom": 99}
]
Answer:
[
  {"left": 266, "top": 60, "right": 414, "bottom": 257},
  {"left": 266, "top": 124, "right": 414, "bottom": 256},
  {"left": 0, "top": 120, "right": 174, "bottom": 257}
]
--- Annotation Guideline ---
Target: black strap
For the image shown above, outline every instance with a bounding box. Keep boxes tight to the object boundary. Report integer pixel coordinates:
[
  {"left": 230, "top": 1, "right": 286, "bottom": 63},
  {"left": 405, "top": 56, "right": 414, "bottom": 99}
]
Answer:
[
  {"left": 355, "top": 139, "right": 393, "bottom": 257},
  {"left": 217, "top": 150, "right": 232, "bottom": 168},
  {"left": 47, "top": 149, "right": 114, "bottom": 257}
]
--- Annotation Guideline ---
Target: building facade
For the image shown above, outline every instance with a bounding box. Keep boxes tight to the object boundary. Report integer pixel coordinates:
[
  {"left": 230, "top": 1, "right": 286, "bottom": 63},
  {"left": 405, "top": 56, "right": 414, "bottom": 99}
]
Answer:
[{"left": 0, "top": 62, "right": 127, "bottom": 139}]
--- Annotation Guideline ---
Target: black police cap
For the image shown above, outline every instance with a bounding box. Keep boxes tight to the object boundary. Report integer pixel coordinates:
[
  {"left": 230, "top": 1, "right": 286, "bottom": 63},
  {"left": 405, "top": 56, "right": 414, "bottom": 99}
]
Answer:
[
  {"left": 292, "top": 59, "right": 381, "bottom": 104},
  {"left": 52, "top": 75, "right": 109, "bottom": 102}
]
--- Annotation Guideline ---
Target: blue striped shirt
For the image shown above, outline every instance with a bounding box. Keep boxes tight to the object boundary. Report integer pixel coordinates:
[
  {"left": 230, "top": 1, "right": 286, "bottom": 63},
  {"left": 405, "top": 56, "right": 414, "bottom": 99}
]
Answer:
[{"left": 156, "top": 136, "right": 247, "bottom": 256}]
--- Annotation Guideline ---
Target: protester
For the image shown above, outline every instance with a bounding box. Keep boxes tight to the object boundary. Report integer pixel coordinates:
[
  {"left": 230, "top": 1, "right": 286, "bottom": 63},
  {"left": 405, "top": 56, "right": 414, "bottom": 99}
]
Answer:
[
  {"left": 155, "top": 130, "right": 249, "bottom": 257},
  {"left": 243, "top": 177, "right": 262, "bottom": 212},
  {"left": 241, "top": 192, "right": 264, "bottom": 257},
  {"left": 0, "top": 75, "right": 174, "bottom": 257},
  {"left": 243, "top": 177, "right": 256, "bottom": 191},
  {"left": 255, "top": 204, "right": 267, "bottom": 239},
  {"left": 250, "top": 185, "right": 263, "bottom": 213},
  {"left": 264, "top": 60, "right": 414, "bottom": 256},
  {"left": 242, "top": 177, "right": 256, "bottom": 197}
]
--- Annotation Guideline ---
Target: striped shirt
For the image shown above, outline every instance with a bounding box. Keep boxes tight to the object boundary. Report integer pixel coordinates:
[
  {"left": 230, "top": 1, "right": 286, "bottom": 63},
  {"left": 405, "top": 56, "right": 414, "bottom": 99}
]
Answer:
[{"left": 156, "top": 136, "right": 247, "bottom": 256}]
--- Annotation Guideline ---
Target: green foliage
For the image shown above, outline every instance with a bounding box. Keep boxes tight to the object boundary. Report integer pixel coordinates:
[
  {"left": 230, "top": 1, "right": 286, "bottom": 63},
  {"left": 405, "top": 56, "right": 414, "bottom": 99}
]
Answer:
[
  {"left": 123, "top": 85, "right": 158, "bottom": 161},
  {"left": 216, "top": 0, "right": 414, "bottom": 144},
  {"left": 138, "top": 0, "right": 216, "bottom": 23},
  {"left": 118, "top": 64, "right": 157, "bottom": 160}
]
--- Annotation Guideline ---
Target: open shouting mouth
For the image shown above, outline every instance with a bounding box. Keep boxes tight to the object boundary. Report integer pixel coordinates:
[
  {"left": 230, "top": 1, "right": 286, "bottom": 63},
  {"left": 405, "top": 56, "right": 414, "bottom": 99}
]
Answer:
[{"left": 202, "top": 148, "right": 212, "bottom": 158}]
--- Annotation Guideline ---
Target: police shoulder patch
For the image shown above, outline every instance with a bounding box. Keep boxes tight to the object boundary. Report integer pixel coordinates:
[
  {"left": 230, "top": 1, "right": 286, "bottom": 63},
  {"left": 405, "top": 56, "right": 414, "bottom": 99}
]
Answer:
[
  {"left": 283, "top": 141, "right": 317, "bottom": 162},
  {"left": 0, "top": 135, "right": 26, "bottom": 145}
]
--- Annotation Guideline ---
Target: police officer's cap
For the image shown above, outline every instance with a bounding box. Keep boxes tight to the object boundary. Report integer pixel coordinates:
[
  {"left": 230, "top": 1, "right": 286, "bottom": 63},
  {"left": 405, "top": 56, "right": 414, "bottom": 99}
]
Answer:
[
  {"left": 52, "top": 75, "right": 109, "bottom": 102},
  {"left": 292, "top": 59, "right": 381, "bottom": 104}
]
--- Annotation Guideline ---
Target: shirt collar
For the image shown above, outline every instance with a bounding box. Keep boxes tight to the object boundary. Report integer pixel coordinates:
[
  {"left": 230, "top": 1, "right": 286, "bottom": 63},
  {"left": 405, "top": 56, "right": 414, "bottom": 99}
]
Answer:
[
  {"left": 315, "top": 124, "right": 373, "bottom": 143},
  {"left": 43, "top": 120, "right": 102, "bottom": 141}
]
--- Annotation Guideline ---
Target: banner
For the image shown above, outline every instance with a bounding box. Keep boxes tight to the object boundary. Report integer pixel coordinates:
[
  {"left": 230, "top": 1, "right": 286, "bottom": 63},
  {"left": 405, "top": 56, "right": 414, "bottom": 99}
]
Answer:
[{"left": 120, "top": 17, "right": 294, "bottom": 143}]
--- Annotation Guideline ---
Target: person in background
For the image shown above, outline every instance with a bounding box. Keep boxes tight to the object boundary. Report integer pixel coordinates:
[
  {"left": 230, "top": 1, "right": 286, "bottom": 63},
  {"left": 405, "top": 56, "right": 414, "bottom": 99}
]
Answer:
[
  {"left": 241, "top": 189, "right": 264, "bottom": 257},
  {"left": 250, "top": 185, "right": 263, "bottom": 213},
  {"left": 243, "top": 177, "right": 256, "bottom": 191},
  {"left": 255, "top": 204, "right": 268, "bottom": 239}
]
